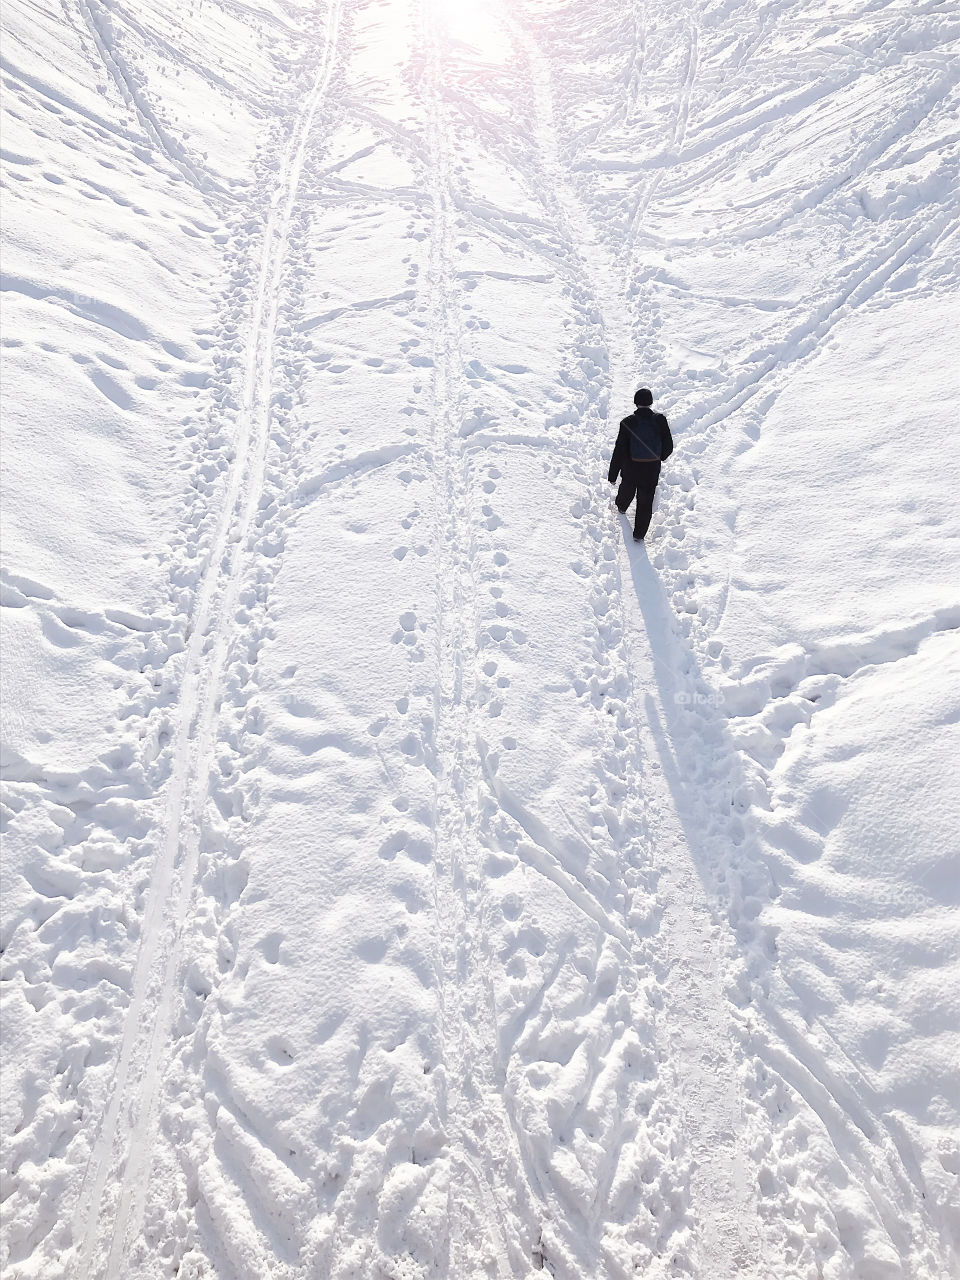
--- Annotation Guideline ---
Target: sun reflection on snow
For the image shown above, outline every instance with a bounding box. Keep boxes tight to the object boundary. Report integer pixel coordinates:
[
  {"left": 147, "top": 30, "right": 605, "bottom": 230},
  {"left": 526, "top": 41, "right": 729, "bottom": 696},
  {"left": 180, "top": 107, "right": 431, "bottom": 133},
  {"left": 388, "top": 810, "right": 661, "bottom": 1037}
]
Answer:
[{"left": 431, "top": 0, "right": 513, "bottom": 66}]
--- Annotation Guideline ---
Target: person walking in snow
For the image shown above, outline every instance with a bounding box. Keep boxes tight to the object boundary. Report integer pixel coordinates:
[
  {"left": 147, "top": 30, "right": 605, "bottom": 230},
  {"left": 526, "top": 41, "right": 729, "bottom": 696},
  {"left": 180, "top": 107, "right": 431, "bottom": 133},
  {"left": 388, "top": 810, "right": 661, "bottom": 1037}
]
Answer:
[{"left": 608, "top": 387, "right": 673, "bottom": 542}]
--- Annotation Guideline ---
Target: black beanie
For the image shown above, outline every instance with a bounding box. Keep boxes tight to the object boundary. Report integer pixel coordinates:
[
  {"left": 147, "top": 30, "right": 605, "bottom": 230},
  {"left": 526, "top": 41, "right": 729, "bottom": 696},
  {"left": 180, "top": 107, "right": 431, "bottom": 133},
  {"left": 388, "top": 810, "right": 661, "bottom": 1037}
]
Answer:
[{"left": 634, "top": 388, "right": 653, "bottom": 407}]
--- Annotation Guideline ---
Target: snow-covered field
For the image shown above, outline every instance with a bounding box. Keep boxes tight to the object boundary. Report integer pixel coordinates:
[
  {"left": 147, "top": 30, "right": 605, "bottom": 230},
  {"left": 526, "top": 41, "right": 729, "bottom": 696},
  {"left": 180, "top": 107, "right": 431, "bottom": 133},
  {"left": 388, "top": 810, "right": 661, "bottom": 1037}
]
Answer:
[{"left": 2, "top": 0, "right": 959, "bottom": 1275}]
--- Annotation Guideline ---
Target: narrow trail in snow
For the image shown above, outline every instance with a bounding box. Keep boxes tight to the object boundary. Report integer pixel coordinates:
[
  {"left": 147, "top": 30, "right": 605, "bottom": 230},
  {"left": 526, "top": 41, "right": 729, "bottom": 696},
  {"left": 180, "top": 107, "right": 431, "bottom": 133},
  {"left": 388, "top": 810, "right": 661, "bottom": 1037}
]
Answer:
[
  {"left": 626, "top": 6, "right": 699, "bottom": 252},
  {"left": 69, "top": 6, "right": 344, "bottom": 1275},
  {"left": 420, "top": 1, "right": 542, "bottom": 1269},
  {"left": 511, "top": 9, "right": 764, "bottom": 1275}
]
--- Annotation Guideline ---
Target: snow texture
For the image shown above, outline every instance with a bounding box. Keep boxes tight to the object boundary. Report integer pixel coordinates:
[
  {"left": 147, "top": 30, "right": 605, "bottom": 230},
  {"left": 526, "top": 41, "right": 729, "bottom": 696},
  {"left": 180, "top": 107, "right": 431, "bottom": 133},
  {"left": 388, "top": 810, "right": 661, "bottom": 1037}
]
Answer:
[{"left": 1, "top": 0, "right": 958, "bottom": 1276}]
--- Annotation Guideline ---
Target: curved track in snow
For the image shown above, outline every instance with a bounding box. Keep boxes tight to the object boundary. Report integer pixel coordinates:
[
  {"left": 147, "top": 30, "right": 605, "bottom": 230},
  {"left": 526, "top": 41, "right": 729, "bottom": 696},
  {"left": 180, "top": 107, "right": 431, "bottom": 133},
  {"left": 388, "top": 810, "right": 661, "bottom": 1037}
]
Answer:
[{"left": 69, "top": 6, "right": 346, "bottom": 1276}]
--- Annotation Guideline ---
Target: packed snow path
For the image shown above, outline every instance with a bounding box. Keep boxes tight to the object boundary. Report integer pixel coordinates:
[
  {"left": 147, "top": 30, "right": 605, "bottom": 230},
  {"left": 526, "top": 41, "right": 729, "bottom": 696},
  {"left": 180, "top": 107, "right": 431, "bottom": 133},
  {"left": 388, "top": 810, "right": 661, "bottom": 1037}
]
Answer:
[{"left": 2, "top": 0, "right": 958, "bottom": 1278}]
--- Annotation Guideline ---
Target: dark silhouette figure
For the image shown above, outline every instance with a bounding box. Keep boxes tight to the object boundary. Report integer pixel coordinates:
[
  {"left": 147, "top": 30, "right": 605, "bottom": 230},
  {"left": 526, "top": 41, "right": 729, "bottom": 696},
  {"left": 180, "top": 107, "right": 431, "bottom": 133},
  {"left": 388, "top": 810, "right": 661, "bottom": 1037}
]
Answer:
[{"left": 608, "top": 388, "right": 673, "bottom": 541}]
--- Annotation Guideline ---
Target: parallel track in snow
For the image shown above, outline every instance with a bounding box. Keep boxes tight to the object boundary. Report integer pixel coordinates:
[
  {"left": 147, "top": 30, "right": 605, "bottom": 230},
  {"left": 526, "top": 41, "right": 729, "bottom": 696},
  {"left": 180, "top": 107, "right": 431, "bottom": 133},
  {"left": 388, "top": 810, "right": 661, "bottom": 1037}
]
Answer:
[
  {"left": 508, "top": 7, "right": 764, "bottom": 1273},
  {"left": 69, "top": 6, "right": 343, "bottom": 1275},
  {"left": 418, "top": 2, "right": 540, "bottom": 1271}
]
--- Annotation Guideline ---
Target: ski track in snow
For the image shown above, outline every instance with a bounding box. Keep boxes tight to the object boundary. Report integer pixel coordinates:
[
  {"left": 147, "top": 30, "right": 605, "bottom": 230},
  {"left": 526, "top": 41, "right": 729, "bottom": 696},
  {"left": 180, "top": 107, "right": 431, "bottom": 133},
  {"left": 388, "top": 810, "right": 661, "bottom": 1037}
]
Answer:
[
  {"left": 69, "top": 5, "right": 347, "bottom": 1277},
  {"left": 1, "top": 0, "right": 958, "bottom": 1277}
]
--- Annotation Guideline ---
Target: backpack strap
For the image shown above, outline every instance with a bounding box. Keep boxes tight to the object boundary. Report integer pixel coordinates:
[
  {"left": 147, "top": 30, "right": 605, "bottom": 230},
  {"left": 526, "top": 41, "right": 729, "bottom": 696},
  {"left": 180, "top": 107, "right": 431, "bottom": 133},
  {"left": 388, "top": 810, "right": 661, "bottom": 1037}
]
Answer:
[{"left": 627, "top": 414, "right": 660, "bottom": 460}]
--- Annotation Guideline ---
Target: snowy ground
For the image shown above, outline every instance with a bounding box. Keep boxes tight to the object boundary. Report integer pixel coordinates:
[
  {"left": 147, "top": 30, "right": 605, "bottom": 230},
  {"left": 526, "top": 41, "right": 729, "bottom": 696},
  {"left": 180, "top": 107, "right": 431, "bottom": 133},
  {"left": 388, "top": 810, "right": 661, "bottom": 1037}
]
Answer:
[{"left": 2, "top": 0, "right": 959, "bottom": 1276}]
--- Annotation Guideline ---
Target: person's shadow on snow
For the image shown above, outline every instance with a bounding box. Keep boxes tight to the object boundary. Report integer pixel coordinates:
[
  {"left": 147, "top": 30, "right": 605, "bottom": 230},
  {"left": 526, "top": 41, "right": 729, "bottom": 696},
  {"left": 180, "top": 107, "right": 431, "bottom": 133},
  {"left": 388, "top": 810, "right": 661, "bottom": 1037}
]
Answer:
[{"left": 624, "top": 543, "right": 775, "bottom": 954}]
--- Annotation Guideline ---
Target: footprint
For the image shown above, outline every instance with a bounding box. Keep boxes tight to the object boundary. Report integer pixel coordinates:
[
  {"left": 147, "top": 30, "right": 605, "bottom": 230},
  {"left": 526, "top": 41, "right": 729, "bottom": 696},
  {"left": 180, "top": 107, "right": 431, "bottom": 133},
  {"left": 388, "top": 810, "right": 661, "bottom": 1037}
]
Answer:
[
  {"left": 55, "top": 606, "right": 102, "bottom": 633},
  {"left": 357, "top": 936, "right": 389, "bottom": 963},
  {"left": 404, "top": 835, "right": 433, "bottom": 865},
  {"left": 265, "top": 1036, "right": 296, "bottom": 1066},
  {"left": 259, "top": 933, "right": 283, "bottom": 964},
  {"left": 316, "top": 1010, "right": 346, "bottom": 1043},
  {"left": 392, "top": 881, "right": 426, "bottom": 914},
  {"left": 41, "top": 615, "right": 85, "bottom": 648},
  {"left": 378, "top": 831, "right": 409, "bottom": 861},
  {"left": 501, "top": 893, "right": 522, "bottom": 921},
  {"left": 485, "top": 852, "right": 515, "bottom": 877},
  {"left": 518, "top": 926, "right": 547, "bottom": 957},
  {"left": 87, "top": 367, "right": 133, "bottom": 410}
]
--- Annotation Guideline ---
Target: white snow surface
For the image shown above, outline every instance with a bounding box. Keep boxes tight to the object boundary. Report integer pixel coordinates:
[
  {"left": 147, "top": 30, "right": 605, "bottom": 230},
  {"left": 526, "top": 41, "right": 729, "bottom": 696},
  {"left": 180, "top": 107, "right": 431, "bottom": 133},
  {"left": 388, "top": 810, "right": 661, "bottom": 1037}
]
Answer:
[{"left": 1, "top": 0, "right": 959, "bottom": 1276}]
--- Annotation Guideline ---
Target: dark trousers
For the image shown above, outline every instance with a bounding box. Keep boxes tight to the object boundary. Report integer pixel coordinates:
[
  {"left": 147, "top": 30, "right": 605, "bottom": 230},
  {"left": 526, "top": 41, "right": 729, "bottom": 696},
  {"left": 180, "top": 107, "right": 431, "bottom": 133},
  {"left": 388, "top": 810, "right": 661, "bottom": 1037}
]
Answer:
[{"left": 616, "top": 459, "right": 661, "bottom": 537}]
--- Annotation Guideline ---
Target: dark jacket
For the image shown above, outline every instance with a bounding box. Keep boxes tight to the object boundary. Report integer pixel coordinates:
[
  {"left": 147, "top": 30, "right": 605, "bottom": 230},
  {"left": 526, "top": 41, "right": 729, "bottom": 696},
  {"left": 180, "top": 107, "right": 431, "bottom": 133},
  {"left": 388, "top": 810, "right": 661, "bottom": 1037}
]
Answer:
[{"left": 608, "top": 407, "right": 673, "bottom": 483}]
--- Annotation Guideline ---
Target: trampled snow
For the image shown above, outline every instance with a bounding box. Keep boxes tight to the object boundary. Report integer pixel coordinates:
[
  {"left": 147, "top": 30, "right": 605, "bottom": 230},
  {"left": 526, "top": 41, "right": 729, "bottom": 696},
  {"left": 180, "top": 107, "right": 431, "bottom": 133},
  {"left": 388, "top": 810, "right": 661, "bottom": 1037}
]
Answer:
[{"left": 1, "top": 0, "right": 958, "bottom": 1276}]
